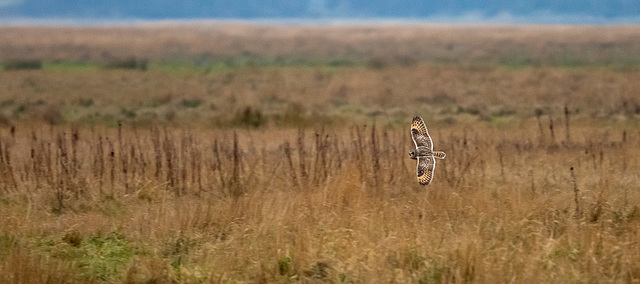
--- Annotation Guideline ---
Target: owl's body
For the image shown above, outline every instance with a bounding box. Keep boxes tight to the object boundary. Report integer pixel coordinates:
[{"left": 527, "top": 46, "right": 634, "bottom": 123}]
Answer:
[
  {"left": 409, "top": 147, "right": 446, "bottom": 160},
  {"left": 409, "top": 116, "right": 445, "bottom": 185}
]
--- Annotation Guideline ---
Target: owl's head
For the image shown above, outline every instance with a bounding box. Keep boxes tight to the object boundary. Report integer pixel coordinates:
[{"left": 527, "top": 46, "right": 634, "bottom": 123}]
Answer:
[{"left": 409, "top": 149, "right": 417, "bottom": 159}]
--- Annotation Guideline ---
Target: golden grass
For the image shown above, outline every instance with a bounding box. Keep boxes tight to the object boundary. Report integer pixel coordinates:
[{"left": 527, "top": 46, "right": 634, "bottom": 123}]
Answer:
[
  {"left": 0, "top": 24, "right": 639, "bottom": 283},
  {"left": 0, "top": 121, "right": 638, "bottom": 282}
]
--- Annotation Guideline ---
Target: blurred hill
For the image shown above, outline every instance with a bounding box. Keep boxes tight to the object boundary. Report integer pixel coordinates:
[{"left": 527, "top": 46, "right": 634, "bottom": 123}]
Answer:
[{"left": 1, "top": 0, "right": 639, "bottom": 23}]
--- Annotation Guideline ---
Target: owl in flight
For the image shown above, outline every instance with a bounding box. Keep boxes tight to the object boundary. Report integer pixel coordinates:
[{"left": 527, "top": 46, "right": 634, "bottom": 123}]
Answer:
[{"left": 409, "top": 116, "right": 446, "bottom": 185}]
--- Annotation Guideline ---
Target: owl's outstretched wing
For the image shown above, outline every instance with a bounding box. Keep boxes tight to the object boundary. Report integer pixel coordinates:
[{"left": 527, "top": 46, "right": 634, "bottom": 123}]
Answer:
[
  {"left": 416, "top": 155, "right": 436, "bottom": 186},
  {"left": 411, "top": 116, "right": 433, "bottom": 150}
]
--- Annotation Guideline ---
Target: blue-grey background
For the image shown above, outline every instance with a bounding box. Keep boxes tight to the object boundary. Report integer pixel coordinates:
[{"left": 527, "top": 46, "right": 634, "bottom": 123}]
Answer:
[{"left": 0, "top": 0, "right": 639, "bottom": 24}]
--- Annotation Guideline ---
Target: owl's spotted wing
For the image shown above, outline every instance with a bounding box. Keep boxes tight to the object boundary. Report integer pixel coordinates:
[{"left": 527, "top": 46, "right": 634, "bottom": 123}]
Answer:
[
  {"left": 411, "top": 116, "right": 433, "bottom": 150},
  {"left": 416, "top": 155, "right": 436, "bottom": 186}
]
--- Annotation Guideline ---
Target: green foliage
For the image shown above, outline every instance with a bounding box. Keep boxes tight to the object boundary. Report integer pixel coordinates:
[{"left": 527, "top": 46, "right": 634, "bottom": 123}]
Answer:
[
  {"left": 492, "top": 107, "right": 517, "bottom": 117},
  {"left": 4, "top": 60, "right": 43, "bottom": 71},
  {"left": 0, "top": 234, "right": 17, "bottom": 259},
  {"left": 366, "top": 58, "right": 388, "bottom": 69},
  {"left": 180, "top": 98, "right": 202, "bottom": 108},
  {"left": 14, "top": 104, "right": 27, "bottom": 114},
  {"left": 62, "top": 231, "right": 82, "bottom": 248},
  {"left": 418, "top": 259, "right": 451, "bottom": 284},
  {"left": 46, "top": 61, "right": 100, "bottom": 72},
  {"left": 76, "top": 98, "right": 94, "bottom": 108},
  {"left": 0, "top": 99, "right": 15, "bottom": 108},
  {"left": 105, "top": 58, "right": 148, "bottom": 71},
  {"left": 339, "top": 272, "right": 347, "bottom": 283},
  {"left": 167, "top": 236, "right": 193, "bottom": 273},
  {"left": 120, "top": 108, "right": 137, "bottom": 119},
  {"left": 328, "top": 59, "right": 356, "bottom": 67},
  {"left": 77, "top": 232, "right": 138, "bottom": 281},
  {"left": 150, "top": 94, "right": 173, "bottom": 108},
  {"left": 233, "top": 106, "right": 264, "bottom": 128},
  {"left": 501, "top": 53, "right": 542, "bottom": 69},
  {"left": 277, "top": 256, "right": 293, "bottom": 276},
  {"left": 281, "top": 103, "right": 306, "bottom": 126},
  {"left": 35, "top": 231, "right": 139, "bottom": 282}
]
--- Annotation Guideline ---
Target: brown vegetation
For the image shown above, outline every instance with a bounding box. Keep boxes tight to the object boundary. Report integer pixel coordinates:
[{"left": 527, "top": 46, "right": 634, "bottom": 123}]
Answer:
[
  {"left": 0, "top": 25, "right": 639, "bottom": 283},
  {"left": 0, "top": 121, "right": 638, "bottom": 282},
  {"left": 1, "top": 65, "right": 640, "bottom": 128},
  {"left": 2, "top": 24, "right": 640, "bottom": 66}
]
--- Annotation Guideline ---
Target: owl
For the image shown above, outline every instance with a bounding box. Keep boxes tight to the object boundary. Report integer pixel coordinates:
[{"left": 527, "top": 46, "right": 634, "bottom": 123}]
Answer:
[{"left": 409, "top": 116, "right": 446, "bottom": 185}]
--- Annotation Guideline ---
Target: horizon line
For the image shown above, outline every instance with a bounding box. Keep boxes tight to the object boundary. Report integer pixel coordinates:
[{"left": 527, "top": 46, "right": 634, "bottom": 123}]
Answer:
[{"left": 2, "top": 14, "right": 640, "bottom": 27}]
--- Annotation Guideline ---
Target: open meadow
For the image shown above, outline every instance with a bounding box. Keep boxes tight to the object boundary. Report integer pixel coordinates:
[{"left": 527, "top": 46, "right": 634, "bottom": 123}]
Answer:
[{"left": 0, "top": 25, "right": 639, "bottom": 283}]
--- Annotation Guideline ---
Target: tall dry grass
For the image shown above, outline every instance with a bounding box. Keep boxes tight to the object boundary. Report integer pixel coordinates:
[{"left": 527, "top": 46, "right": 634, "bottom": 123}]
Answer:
[
  {"left": 0, "top": 24, "right": 639, "bottom": 283},
  {"left": 0, "top": 120, "right": 638, "bottom": 282}
]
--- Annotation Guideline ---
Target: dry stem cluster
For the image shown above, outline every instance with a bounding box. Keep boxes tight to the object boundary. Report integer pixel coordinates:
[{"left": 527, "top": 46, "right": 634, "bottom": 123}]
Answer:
[{"left": 0, "top": 121, "right": 638, "bottom": 282}]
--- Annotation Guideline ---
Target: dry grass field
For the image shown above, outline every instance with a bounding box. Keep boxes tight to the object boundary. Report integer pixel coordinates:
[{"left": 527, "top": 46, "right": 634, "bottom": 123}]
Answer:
[
  {"left": 2, "top": 24, "right": 640, "bottom": 66},
  {"left": 0, "top": 25, "right": 639, "bottom": 283}
]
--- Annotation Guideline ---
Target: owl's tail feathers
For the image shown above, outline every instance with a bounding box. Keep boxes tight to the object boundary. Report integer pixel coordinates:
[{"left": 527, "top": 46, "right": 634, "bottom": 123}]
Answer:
[{"left": 433, "top": 151, "right": 446, "bottom": 159}]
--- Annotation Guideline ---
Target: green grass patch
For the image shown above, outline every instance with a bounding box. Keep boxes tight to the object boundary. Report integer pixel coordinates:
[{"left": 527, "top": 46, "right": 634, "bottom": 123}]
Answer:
[
  {"left": 3, "top": 60, "right": 43, "bottom": 71},
  {"left": 501, "top": 56, "right": 542, "bottom": 69},
  {"left": 152, "top": 59, "right": 210, "bottom": 74},
  {"left": 0, "top": 234, "right": 18, "bottom": 259},
  {"left": 35, "top": 231, "right": 140, "bottom": 282},
  {"left": 4, "top": 55, "right": 640, "bottom": 75},
  {"left": 45, "top": 61, "right": 101, "bottom": 72},
  {"left": 180, "top": 98, "right": 203, "bottom": 108},
  {"left": 104, "top": 58, "right": 148, "bottom": 71}
]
